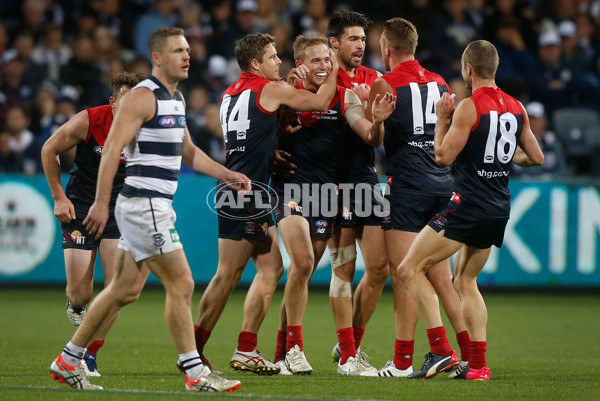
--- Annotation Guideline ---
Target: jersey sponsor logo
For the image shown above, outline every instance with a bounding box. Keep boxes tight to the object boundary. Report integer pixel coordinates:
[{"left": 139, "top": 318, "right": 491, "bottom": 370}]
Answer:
[
  {"left": 159, "top": 116, "right": 176, "bottom": 127},
  {"left": 94, "top": 145, "right": 126, "bottom": 161},
  {"left": 407, "top": 140, "right": 434, "bottom": 148},
  {"left": 287, "top": 201, "right": 303, "bottom": 213},
  {"left": 342, "top": 207, "right": 352, "bottom": 220},
  {"left": 153, "top": 233, "right": 165, "bottom": 247},
  {"left": 178, "top": 116, "right": 186, "bottom": 127},
  {"left": 316, "top": 228, "right": 326, "bottom": 234},
  {"left": 169, "top": 228, "right": 180, "bottom": 243},
  {"left": 477, "top": 169, "right": 510, "bottom": 179},
  {"left": 244, "top": 221, "right": 255, "bottom": 234},
  {"left": 226, "top": 146, "right": 246, "bottom": 156},
  {"left": 70, "top": 230, "right": 86, "bottom": 245},
  {"left": 315, "top": 219, "right": 328, "bottom": 228},
  {"left": 451, "top": 192, "right": 461, "bottom": 204}
]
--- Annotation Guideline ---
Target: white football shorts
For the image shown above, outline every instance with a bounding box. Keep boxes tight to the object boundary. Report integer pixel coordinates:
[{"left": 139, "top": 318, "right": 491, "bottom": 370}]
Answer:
[{"left": 115, "top": 195, "right": 183, "bottom": 262}]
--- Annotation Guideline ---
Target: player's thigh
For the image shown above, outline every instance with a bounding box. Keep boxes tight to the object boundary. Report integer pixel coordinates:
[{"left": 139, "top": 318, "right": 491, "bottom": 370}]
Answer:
[
  {"left": 453, "top": 245, "right": 491, "bottom": 280},
  {"left": 144, "top": 249, "right": 193, "bottom": 291},
  {"left": 383, "top": 229, "right": 417, "bottom": 269},
  {"left": 401, "top": 226, "right": 463, "bottom": 273},
  {"left": 357, "top": 225, "right": 387, "bottom": 270},
  {"left": 252, "top": 226, "right": 283, "bottom": 275},
  {"left": 108, "top": 248, "right": 149, "bottom": 300},
  {"left": 218, "top": 236, "right": 257, "bottom": 276},
  {"left": 64, "top": 248, "right": 97, "bottom": 283},
  {"left": 278, "top": 215, "right": 313, "bottom": 264}
]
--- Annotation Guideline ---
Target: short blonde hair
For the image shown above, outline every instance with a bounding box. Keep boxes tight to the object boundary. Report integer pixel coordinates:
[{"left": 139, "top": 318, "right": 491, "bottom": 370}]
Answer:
[
  {"left": 463, "top": 40, "right": 499, "bottom": 79},
  {"left": 382, "top": 18, "right": 418, "bottom": 55},
  {"left": 293, "top": 33, "right": 328, "bottom": 61}
]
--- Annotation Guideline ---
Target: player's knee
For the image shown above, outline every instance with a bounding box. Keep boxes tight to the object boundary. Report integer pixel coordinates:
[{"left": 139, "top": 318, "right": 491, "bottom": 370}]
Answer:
[
  {"left": 329, "top": 273, "right": 352, "bottom": 298},
  {"left": 289, "top": 255, "right": 314, "bottom": 281},
  {"left": 66, "top": 287, "right": 92, "bottom": 307},
  {"left": 396, "top": 261, "right": 413, "bottom": 284},
  {"left": 365, "top": 262, "right": 389, "bottom": 286},
  {"left": 452, "top": 274, "right": 476, "bottom": 295},
  {"left": 329, "top": 244, "right": 357, "bottom": 269}
]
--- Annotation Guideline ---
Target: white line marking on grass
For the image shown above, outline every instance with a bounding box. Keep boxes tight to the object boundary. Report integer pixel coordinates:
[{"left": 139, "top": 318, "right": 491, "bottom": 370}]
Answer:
[{"left": 0, "top": 385, "right": 389, "bottom": 401}]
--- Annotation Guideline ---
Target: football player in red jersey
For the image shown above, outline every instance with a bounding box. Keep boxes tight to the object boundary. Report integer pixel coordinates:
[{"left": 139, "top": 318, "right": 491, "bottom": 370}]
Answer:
[
  {"left": 363, "top": 17, "right": 471, "bottom": 378},
  {"left": 398, "top": 40, "right": 543, "bottom": 380},
  {"left": 41, "top": 71, "right": 145, "bottom": 376}
]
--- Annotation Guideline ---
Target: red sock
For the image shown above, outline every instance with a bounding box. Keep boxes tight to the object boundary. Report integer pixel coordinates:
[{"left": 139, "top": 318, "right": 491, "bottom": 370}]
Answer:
[
  {"left": 352, "top": 326, "right": 365, "bottom": 349},
  {"left": 286, "top": 325, "right": 303, "bottom": 351},
  {"left": 194, "top": 326, "right": 211, "bottom": 354},
  {"left": 237, "top": 331, "right": 257, "bottom": 352},
  {"left": 337, "top": 327, "right": 356, "bottom": 364},
  {"left": 456, "top": 330, "right": 471, "bottom": 362},
  {"left": 86, "top": 340, "right": 104, "bottom": 356},
  {"left": 426, "top": 326, "right": 453, "bottom": 355},
  {"left": 393, "top": 339, "right": 414, "bottom": 370},
  {"left": 469, "top": 341, "right": 487, "bottom": 369},
  {"left": 274, "top": 330, "right": 287, "bottom": 362}
]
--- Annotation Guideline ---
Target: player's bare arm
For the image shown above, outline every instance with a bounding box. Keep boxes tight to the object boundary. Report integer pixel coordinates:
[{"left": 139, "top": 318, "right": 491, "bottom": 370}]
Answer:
[
  {"left": 83, "top": 89, "right": 153, "bottom": 238},
  {"left": 41, "top": 110, "right": 90, "bottom": 223},
  {"left": 512, "top": 103, "right": 544, "bottom": 167},
  {"left": 434, "top": 93, "right": 476, "bottom": 167},
  {"left": 346, "top": 90, "right": 395, "bottom": 147},
  {"left": 181, "top": 128, "right": 251, "bottom": 192}
]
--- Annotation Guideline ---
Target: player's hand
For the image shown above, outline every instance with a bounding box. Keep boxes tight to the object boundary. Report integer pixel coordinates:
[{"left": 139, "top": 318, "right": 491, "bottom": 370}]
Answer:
[
  {"left": 54, "top": 196, "right": 76, "bottom": 223},
  {"left": 352, "top": 83, "right": 371, "bottom": 105},
  {"left": 277, "top": 107, "right": 302, "bottom": 137},
  {"left": 83, "top": 201, "right": 109, "bottom": 240},
  {"left": 286, "top": 65, "right": 309, "bottom": 87},
  {"left": 223, "top": 171, "right": 251, "bottom": 192},
  {"left": 271, "top": 150, "right": 296, "bottom": 177},
  {"left": 372, "top": 92, "right": 396, "bottom": 123},
  {"left": 436, "top": 92, "right": 456, "bottom": 120}
]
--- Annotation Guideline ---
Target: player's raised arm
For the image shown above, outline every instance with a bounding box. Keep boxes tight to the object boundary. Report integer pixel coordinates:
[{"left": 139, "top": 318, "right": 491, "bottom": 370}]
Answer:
[
  {"left": 84, "top": 89, "right": 152, "bottom": 238},
  {"left": 434, "top": 93, "right": 476, "bottom": 167},
  {"left": 41, "top": 110, "right": 89, "bottom": 223},
  {"left": 346, "top": 88, "right": 395, "bottom": 147}
]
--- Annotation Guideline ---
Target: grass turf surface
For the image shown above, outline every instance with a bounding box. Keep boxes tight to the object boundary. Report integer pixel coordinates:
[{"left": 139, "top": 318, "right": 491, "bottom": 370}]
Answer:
[{"left": 0, "top": 288, "right": 598, "bottom": 401}]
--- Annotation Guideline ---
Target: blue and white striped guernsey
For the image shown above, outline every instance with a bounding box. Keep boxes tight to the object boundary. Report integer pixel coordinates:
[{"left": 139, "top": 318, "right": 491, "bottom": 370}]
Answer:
[{"left": 121, "top": 75, "right": 186, "bottom": 200}]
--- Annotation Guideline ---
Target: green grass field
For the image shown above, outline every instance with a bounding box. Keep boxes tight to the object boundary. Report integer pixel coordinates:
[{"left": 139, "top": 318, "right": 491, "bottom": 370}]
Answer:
[{"left": 1, "top": 287, "right": 598, "bottom": 401}]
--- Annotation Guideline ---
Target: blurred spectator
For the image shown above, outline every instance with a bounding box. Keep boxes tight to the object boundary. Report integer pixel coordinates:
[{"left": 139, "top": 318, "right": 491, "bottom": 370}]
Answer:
[
  {"left": 0, "top": 130, "right": 22, "bottom": 173},
  {"left": 183, "top": 32, "right": 209, "bottom": 90},
  {"left": 193, "top": 103, "right": 225, "bottom": 164},
  {"left": 93, "top": 25, "right": 130, "bottom": 73},
  {"left": 493, "top": 17, "right": 536, "bottom": 99},
  {"left": 5, "top": 104, "right": 42, "bottom": 174},
  {"left": 482, "top": 0, "right": 538, "bottom": 51},
  {"left": 133, "top": 0, "right": 179, "bottom": 58},
  {"left": 448, "top": 76, "right": 470, "bottom": 103},
  {"left": 574, "top": 13, "right": 597, "bottom": 61},
  {"left": 429, "top": 0, "right": 480, "bottom": 80},
  {"left": 255, "top": 0, "right": 280, "bottom": 32},
  {"left": 205, "top": 55, "right": 230, "bottom": 102},
  {"left": 60, "top": 37, "right": 101, "bottom": 107},
  {"left": 558, "top": 19, "right": 593, "bottom": 75},
  {"left": 30, "top": 85, "right": 57, "bottom": 140},
  {"left": 3, "top": 31, "right": 47, "bottom": 88},
  {"left": 364, "top": 23, "right": 385, "bottom": 73},
  {"left": 90, "top": 0, "right": 133, "bottom": 49},
  {"left": 291, "top": 0, "right": 328, "bottom": 37},
  {"left": 31, "top": 24, "right": 72, "bottom": 82},
  {"left": 401, "top": 0, "right": 440, "bottom": 59},
  {"left": 127, "top": 55, "right": 152, "bottom": 76},
  {"left": 210, "top": 0, "right": 259, "bottom": 59},
  {"left": 186, "top": 86, "right": 210, "bottom": 142},
  {"left": 0, "top": 59, "right": 38, "bottom": 107},
  {"left": 528, "top": 31, "right": 582, "bottom": 115},
  {"left": 511, "top": 102, "right": 568, "bottom": 178},
  {"left": 74, "top": 12, "right": 98, "bottom": 40},
  {"left": 0, "top": 23, "right": 9, "bottom": 59},
  {"left": 178, "top": 1, "right": 204, "bottom": 38},
  {"left": 17, "top": 0, "right": 47, "bottom": 41},
  {"left": 269, "top": 21, "right": 294, "bottom": 76},
  {"left": 43, "top": 0, "right": 66, "bottom": 28}
]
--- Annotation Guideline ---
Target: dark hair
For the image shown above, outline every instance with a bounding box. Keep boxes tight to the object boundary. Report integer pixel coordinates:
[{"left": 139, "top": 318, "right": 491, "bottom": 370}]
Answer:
[
  {"left": 463, "top": 40, "right": 499, "bottom": 79},
  {"left": 111, "top": 71, "right": 146, "bottom": 98},
  {"left": 327, "top": 9, "right": 371, "bottom": 40},
  {"left": 147, "top": 27, "right": 185, "bottom": 58},
  {"left": 234, "top": 33, "right": 276, "bottom": 71}
]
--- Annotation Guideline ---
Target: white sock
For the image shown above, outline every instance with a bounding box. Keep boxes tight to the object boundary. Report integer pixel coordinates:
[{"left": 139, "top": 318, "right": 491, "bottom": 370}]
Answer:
[
  {"left": 61, "top": 341, "right": 86, "bottom": 367},
  {"left": 180, "top": 350, "right": 206, "bottom": 378}
]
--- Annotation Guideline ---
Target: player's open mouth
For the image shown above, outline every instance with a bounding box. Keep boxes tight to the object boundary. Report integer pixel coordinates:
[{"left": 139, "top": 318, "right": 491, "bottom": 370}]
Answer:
[
  {"left": 315, "top": 72, "right": 327, "bottom": 77},
  {"left": 352, "top": 53, "right": 363, "bottom": 61}
]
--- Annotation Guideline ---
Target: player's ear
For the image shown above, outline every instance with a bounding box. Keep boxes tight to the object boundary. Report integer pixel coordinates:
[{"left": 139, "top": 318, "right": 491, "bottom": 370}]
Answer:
[
  {"left": 329, "top": 36, "right": 339, "bottom": 50},
  {"left": 250, "top": 58, "right": 259, "bottom": 71},
  {"left": 295, "top": 60, "right": 302, "bottom": 68}
]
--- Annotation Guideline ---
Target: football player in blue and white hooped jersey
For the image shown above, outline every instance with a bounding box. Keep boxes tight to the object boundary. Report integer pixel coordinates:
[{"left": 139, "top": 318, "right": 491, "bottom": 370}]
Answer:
[
  {"left": 398, "top": 40, "right": 543, "bottom": 381},
  {"left": 49, "top": 27, "right": 248, "bottom": 393}
]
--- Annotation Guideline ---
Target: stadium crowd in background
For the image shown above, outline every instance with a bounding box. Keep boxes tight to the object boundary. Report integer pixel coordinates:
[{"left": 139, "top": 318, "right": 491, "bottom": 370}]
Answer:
[{"left": 0, "top": 0, "right": 600, "bottom": 176}]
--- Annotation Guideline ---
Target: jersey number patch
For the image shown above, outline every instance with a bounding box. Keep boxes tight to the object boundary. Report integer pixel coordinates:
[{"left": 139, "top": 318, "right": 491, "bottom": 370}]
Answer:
[
  {"left": 484, "top": 111, "right": 518, "bottom": 164},
  {"left": 220, "top": 89, "right": 251, "bottom": 143},
  {"left": 409, "top": 82, "right": 441, "bottom": 135}
]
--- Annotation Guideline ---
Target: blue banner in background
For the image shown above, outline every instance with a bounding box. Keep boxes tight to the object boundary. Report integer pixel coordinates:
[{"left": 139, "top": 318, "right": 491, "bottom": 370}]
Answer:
[{"left": 1, "top": 174, "right": 599, "bottom": 287}]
